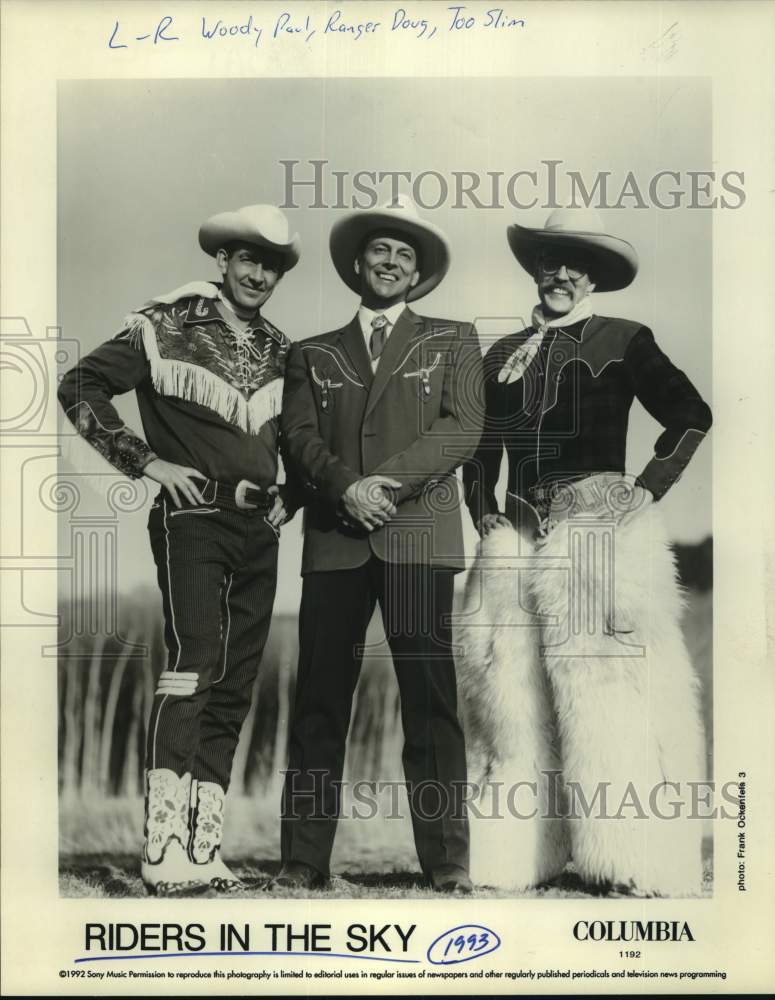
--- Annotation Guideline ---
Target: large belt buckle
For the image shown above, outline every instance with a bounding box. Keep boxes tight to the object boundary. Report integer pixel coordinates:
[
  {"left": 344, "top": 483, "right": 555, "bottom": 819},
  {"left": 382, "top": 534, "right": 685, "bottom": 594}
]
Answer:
[{"left": 234, "top": 479, "right": 261, "bottom": 510}]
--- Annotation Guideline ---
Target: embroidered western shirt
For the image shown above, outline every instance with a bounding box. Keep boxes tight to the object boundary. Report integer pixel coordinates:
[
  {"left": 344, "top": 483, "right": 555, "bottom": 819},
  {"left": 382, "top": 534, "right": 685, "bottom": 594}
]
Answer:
[
  {"left": 464, "top": 314, "right": 712, "bottom": 522},
  {"left": 58, "top": 293, "right": 296, "bottom": 493}
]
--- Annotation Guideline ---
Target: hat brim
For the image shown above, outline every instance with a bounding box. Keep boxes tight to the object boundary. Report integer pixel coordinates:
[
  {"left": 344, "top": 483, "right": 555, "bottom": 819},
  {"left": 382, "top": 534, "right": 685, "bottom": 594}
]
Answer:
[
  {"left": 506, "top": 225, "right": 638, "bottom": 292},
  {"left": 329, "top": 210, "right": 450, "bottom": 302},
  {"left": 199, "top": 217, "right": 300, "bottom": 270}
]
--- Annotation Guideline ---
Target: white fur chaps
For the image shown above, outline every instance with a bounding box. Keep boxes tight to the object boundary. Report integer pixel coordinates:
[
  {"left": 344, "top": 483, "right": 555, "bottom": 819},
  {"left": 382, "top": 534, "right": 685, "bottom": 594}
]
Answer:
[{"left": 456, "top": 507, "right": 705, "bottom": 896}]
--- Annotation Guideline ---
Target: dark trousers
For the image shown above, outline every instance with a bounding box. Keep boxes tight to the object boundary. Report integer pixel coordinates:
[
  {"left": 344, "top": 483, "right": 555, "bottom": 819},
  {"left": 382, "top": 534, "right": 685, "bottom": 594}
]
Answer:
[
  {"left": 281, "top": 557, "right": 470, "bottom": 877},
  {"left": 146, "top": 493, "right": 278, "bottom": 789}
]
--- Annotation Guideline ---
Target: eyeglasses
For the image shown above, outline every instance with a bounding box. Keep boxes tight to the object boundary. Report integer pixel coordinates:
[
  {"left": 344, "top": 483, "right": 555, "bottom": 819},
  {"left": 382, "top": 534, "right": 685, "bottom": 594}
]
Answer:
[{"left": 539, "top": 257, "right": 589, "bottom": 281}]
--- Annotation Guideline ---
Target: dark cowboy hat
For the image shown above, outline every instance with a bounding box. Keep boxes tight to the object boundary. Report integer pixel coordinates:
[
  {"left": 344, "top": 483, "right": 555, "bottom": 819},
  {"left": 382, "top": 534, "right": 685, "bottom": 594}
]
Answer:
[
  {"left": 199, "top": 204, "right": 301, "bottom": 270},
  {"left": 507, "top": 208, "right": 639, "bottom": 292},
  {"left": 329, "top": 195, "right": 450, "bottom": 301}
]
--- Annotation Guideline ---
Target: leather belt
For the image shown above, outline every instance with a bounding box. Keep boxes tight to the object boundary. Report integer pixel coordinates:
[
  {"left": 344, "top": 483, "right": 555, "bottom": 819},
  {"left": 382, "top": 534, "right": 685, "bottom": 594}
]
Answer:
[
  {"left": 530, "top": 472, "right": 635, "bottom": 512},
  {"left": 198, "top": 478, "right": 274, "bottom": 512}
]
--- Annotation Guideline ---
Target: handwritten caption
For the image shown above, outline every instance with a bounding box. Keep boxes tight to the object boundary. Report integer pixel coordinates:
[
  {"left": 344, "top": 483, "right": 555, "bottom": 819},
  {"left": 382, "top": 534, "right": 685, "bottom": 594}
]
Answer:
[
  {"left": 108, "top": 7, "right": 526, "bottom": 50},
  {"left": 427, "top": 925, "right": 501, "bottom": 965}
]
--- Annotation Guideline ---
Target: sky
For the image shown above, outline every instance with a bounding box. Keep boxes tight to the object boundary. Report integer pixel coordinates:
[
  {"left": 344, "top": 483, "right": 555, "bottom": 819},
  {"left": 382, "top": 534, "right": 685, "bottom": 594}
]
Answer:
[{"left": 58, "top": 76, "right": 712, "bottom": 612}]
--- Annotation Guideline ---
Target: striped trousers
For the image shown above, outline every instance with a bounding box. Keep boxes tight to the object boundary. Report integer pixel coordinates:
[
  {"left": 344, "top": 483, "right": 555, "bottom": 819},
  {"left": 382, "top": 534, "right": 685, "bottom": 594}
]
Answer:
[{"left": 146, "top": 494, "right": 278, "bottom": 789}]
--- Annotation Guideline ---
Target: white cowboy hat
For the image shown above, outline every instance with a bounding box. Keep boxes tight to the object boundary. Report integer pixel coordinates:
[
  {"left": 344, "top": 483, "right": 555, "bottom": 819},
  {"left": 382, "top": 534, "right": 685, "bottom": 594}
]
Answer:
[
  {"left": 507, "top": 207, "right": 638, "bottom": 292},
  {"left": 199, "top": 204, "right": 301, "bottom": 270},
  {"left": 329, "top": 195, "right": 450, "bottom": 301}
]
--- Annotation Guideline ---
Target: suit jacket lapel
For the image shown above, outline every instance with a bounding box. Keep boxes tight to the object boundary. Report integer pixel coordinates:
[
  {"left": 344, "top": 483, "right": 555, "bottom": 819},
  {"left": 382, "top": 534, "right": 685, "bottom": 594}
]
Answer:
[
  {"left": 365, "top": 307, "right": 423, "bottom": 417},
  {"left": 337, "top": 317, "right": 374, "bottom": 390}
]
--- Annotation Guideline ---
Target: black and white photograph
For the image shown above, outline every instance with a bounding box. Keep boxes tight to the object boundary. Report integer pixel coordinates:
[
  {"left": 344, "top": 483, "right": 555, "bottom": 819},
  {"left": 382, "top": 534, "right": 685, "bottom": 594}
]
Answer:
[
  {"left": 1, "top": 1, "right": 773, "bottom": 995},
  {"left": 53, "top": 73, "right": 715, "bottom": 902}
]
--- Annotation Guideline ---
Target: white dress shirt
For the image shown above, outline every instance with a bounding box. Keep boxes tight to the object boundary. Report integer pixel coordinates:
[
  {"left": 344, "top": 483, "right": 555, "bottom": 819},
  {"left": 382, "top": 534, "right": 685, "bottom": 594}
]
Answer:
[{"left": 357, "top": 302, "right": 407, "bottom": 371}]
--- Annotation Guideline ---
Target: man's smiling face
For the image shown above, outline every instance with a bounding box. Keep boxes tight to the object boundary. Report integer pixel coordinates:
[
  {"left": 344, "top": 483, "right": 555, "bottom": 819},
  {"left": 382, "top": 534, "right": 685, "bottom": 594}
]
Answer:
[
  {"left": 217, "top": 241, "right": 283, "bottom": 318},
  {"left": 537, "top": 252, "right": 595, "bottom": 317},
  {"left": 355, "top": 232, "right": 420, "bottom": 308}
]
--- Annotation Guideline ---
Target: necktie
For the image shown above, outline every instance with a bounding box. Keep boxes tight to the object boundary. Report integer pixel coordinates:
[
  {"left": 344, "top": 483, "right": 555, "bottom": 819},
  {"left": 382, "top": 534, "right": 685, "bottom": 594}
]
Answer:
[{"left": 369, "top": 314, "right": 389, "bottom": 361}]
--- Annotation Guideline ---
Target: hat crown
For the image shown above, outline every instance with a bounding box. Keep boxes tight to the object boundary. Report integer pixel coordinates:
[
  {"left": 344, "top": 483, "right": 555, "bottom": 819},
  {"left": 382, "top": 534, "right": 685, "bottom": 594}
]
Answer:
[
  {"left": 543, "top": 207, "right": 606, "bottom": 235},
  {"left": 198, "top": 203, "right": 300, "bottom": 268},
  {"left": 372, "top": 193, "right": 423, "bottom": 221},
  {"left": 233, "top": 204, "right": 292, "bottom": 244}
]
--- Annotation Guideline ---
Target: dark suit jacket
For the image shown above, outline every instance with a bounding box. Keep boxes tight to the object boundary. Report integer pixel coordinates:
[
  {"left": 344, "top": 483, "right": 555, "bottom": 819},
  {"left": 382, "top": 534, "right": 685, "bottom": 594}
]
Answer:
[{"left": 281, "top": 307, "right": 484, "bottom": 574}]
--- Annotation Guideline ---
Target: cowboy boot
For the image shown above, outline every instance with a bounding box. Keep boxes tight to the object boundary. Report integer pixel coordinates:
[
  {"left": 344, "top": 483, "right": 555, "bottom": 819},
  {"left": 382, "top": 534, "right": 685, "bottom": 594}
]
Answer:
[
  {"left": 140, "top": 768, "right": 210, "bottom": 897},
  {"left": 189, "top": 779, "right": 244, "bottom": 891}
]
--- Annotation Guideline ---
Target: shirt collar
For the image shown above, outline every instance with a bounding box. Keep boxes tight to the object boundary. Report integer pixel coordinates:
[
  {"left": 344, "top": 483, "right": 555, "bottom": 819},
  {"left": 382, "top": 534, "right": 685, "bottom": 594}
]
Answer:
[
  {"left": 184, "top": 295, "right": 221, "bottom": 325},
  {"left": 357, "top": 301, "right": 407, "bottom": 336},
  {"left": 183, "top": 295, "right": 284, "bottom": 343},
  {"left": 555, "top": 317, "right": 593, "bottom": 343}
]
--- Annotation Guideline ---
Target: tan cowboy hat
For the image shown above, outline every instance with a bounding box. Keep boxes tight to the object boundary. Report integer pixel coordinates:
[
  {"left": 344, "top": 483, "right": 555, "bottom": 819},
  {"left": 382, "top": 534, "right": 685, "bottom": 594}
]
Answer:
[
  {"left": 199, "top": 204, "right": 301, "bottom": 270},
  {"left": 329, "top": 195, "right": 450, "bottom": 301},
  {"left": 507, "top": 207, "right": 638, "bottom": 292}
]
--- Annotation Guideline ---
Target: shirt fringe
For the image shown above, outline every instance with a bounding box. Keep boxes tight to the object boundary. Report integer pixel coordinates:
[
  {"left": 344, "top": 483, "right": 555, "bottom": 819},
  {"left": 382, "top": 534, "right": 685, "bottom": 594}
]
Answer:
[{"left": 122, "top": 312, "right": 282, "bottom": 435}]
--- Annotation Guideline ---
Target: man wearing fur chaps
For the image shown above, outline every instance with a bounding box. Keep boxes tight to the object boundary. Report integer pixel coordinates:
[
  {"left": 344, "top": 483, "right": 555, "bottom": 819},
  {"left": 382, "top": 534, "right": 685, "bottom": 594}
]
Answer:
[
  {"left": 460, "top": 208, "right": 712, "bottom": 896},
  {"left": 58, "top": 205, "right": 302, "bottom": 895}
]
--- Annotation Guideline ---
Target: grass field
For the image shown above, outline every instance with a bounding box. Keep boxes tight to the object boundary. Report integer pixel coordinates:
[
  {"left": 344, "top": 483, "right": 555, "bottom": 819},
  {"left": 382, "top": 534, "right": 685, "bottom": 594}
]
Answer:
[
  {"left": 58, "top": 564, "right": 713, "bottom": 900},
  {"left": 59, "top": 795, "right": 714, "bottom": 899}
]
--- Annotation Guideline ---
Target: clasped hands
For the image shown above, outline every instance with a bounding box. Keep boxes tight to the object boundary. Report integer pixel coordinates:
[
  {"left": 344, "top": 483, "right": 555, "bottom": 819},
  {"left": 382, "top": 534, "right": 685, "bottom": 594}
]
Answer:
[{"left": 341, "top": 475, "right": 402, "bottom": 532}]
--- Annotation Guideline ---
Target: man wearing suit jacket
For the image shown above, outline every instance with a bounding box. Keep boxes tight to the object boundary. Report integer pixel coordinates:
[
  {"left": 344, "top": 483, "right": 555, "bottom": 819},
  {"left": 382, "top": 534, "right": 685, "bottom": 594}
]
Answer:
[{"left": 272, "top": 197, "right": 484, "bottom": 893}]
